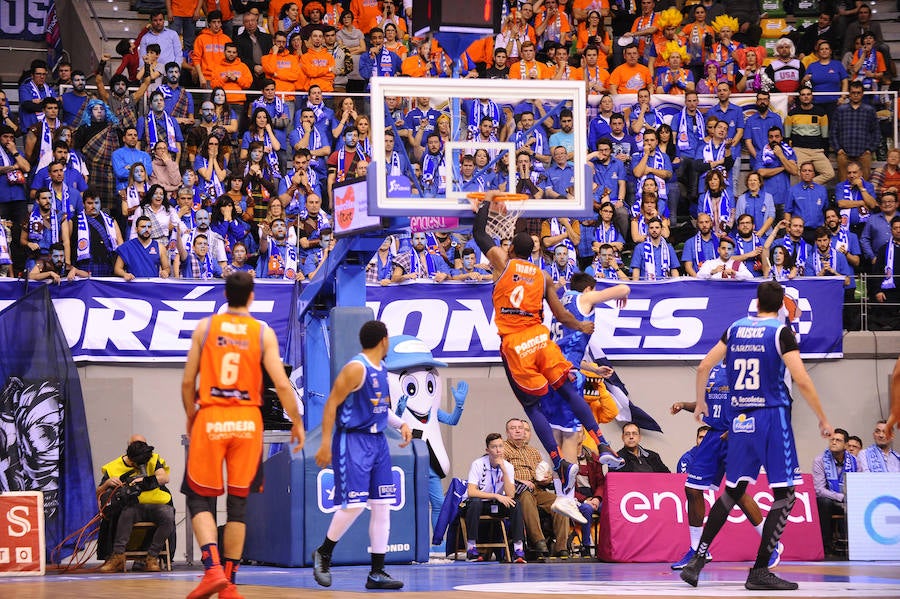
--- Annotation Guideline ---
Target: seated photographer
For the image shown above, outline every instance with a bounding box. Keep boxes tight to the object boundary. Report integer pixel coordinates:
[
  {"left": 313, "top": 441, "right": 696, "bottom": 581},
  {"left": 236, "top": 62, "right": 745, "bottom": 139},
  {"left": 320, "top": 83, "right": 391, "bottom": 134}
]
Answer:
[{"left": 97, "top": 435, "right": 174, "bottom": 573}]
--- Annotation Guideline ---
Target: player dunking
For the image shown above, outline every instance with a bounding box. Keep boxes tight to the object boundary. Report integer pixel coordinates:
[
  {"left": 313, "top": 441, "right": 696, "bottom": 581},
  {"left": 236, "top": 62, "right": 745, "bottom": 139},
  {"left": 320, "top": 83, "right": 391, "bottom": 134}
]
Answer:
[
  {"left": 312, "top": 320, "right": 412, "bottom": 591},
  {"left": 471, "top": 193, "right": 624, "bottom": 521},
  {"left": 181, "top": 272, "right": 305, "bottom": 599},
  {"left": 680, "top": 281, "right": 831, "bottom": 591}
]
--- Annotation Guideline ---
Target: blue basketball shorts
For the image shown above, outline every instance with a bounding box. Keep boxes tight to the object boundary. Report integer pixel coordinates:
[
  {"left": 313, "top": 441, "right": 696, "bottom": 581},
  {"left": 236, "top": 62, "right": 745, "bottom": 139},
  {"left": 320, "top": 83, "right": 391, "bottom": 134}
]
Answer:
[
  {"left": 725, "top": 407, "right": 802, "bottom": 489},
  {"left": 685, "top": 428, "right": 727, "bottom": 490},
  {"left": 332, "top": 430, "right": 396, "bottom": 506},
  {"left": 541, "top": 388, "right": 581, "bottom": 432}
]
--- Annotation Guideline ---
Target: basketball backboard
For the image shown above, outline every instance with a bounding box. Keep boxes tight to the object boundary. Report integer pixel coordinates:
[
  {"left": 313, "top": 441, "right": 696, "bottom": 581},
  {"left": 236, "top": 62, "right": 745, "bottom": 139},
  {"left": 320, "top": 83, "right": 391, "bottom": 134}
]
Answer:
[{"left": 368, "top": 77, "right": 592, "bottom": 219}]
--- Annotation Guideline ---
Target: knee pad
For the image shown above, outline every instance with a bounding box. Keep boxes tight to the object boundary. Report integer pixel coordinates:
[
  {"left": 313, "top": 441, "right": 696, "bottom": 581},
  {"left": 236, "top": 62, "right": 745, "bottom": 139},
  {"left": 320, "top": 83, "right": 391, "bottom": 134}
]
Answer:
[
  {"left": 186, "top": 490, "right": 217, "bottom": 518},
  {"left": 226, "top": 494, "right": 248, "bottom": 524}
]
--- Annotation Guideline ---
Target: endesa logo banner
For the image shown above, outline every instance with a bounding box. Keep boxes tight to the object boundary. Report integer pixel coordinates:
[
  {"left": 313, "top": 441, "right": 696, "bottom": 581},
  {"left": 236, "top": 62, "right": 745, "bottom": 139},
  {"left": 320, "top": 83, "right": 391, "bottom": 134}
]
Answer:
[
  {"left": 597, "top": 472, "right": 823, "bottom": 563},
  {"left": 367, "top": 277, "right": 844, "bottom": 362}
]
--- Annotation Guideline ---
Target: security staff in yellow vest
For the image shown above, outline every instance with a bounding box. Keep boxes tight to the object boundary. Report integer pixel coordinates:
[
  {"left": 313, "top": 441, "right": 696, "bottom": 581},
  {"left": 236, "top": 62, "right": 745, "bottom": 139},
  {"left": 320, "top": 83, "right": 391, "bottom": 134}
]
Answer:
[{"left": 97, "top": 435, "right": 174, "bottom": 573}]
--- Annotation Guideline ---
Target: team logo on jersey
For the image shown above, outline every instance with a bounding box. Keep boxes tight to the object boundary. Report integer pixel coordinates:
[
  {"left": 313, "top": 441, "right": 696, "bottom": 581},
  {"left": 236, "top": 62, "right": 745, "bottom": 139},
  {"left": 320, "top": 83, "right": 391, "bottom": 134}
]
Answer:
[{"left": 732, "top": 413, "right": 755, "bottom": 433}]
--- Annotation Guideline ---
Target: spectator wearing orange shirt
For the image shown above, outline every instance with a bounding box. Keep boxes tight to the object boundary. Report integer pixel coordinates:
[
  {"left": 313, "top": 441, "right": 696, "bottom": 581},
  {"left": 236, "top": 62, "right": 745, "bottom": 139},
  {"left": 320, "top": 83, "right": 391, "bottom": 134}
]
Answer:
[
  {"left": 535, "top": 0, "right": 573, "bottom": 48},
  {"left": 509, "top": 41, "right": 552, "bottom": 80},
  {"left": 349, "top": 0, "right": 381, "bottom": 34},
  {"left": 576, "top": 10, "right": 611, "bottom": 68},
  {"left": 262, "top": 31, "right": 302, "bottom": 96},
  {"left": 551, "top": 46, "right": 582, "bottom": 81},
  {"left": 192, "top": 11, "right": 232, "bottom": 88},
  {"left": 166, "top": 0, "right": 202, "bottom": 51},
  {"left": 609, "top": 44, "right": 654, "bottom": 94},
  {"left": 572, "top": 0, "right": 610, "bottom": 22},
  {"left": 300, "top": 28, "right": 337, "bottom": 92},
  {"left": 582, "top": 44, "right": 610, "bottom": 95},
  {"left": 211, "top": 43, "right": 253, "bottom": 103}
]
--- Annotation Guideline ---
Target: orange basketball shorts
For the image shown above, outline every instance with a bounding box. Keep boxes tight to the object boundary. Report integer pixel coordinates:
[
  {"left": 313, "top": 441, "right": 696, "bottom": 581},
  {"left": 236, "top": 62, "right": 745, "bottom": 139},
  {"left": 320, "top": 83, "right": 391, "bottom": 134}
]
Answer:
[
  {"left": 499, "top": 323, "right": 572, "bottom": 395},
  {"left": 186, "top": 405, "right": 264, "bottom": 498}
]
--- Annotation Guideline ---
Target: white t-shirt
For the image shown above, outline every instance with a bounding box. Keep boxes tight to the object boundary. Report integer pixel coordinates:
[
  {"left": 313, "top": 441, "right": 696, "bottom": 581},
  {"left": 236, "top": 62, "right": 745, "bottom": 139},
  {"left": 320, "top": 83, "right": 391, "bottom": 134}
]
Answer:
[{"left": 467, "top": 455, "right": 515, "bottom": 495}]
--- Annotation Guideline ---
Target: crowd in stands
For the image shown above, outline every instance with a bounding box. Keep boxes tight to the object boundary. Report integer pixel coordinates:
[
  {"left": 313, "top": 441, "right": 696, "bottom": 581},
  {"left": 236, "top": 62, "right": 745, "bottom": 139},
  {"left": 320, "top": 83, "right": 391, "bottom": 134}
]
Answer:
[{"left": 0, "top": 0, "right": 897, "bottom": 326}]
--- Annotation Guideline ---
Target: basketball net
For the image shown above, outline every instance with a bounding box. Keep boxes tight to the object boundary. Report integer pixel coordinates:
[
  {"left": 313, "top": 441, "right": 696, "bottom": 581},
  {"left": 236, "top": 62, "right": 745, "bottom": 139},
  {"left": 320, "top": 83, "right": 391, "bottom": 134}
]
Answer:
[{"left": 484, "top": 199, "right": 527, "bottom": 241}]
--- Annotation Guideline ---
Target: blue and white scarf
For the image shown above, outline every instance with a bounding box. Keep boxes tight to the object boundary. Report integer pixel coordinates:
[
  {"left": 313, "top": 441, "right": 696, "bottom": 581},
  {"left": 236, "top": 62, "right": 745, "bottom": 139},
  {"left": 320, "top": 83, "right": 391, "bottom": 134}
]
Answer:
[
  {"left": 594, "top": 222, "right": 619, "bottom": 244},
  {"left": 736, "top": 234, "right": 762, "bottom": 272},
  {"left": 147, "top": 113, "right": 178, "bottom": 153},
  {"left": 781, "top": 237, "right": 809, "bottom": 275},
  {"left": 812, "top": 247, "right": 839, "bottom": 277},
  {"left": 636, "top": 149, "right": 667, "bottom": 198},
  {"left": 840, "top": 183, "right": 871, "bottom": 223},
  {"left": 883, "top": 242, "right": 896, "bottom": 290},
  {"left": 548, "top": 218, "right": 577, "bottom": 265},
  {"left": 863, "top": 444, "right": 900, "bottom": 472},
  {"left": 410, "top": 249, "right": 439, "bottom": 277},
  {"left": 699, "top": 190, "right": 731, "bottom": 229},
  {"left": 29, "top": 203, "right": 58, "bottom": 244},
  {"left": 677, "top": 108, "right": 704, "bottom": 152},
  {"left": 631, "top": 105, "right": 663, "bottom": 145},
  {"left": 642, "top": 239, "right": 672, "bottom": 280},
  {"left": 185, "top": 251, "right": 216, "bottom": 279},
  {"left": 199, "top": 156, "right": 225, "bottom": 198},
  {"left": 76, "top": 210, "right": 118, "bottom": 261},
  {"left": 691, "top": 232, "right": 717, "bottom": 268},
  {"left": 549, "top": 261, "right": 574, "bottom": 283},
  {"left": 266, "top": 241, "right": 298, "bottom": 279},
  {"left": 253, "top": 95, "right": 286, "bottom": 120},
  {"left": 468, "top": 100, "right": 501, "bottom": 140},
  {"left": 254, "top": 130, "right": 281, "bottom": 176},
  {"left": 822, "top": 449, "right": 857, "bottom": 493}
]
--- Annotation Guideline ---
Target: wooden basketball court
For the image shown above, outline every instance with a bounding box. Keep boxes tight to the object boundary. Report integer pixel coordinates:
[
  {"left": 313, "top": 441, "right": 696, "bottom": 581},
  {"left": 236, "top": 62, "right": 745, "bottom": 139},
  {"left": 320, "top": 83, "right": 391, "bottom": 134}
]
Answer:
[{"left": 3, "top": 559, "right": 899, "bottom": 598}]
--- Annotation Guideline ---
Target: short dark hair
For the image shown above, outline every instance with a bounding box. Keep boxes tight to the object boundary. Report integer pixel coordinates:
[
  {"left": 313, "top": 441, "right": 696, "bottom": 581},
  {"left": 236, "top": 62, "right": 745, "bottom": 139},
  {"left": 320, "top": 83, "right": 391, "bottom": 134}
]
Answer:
[
  {"left": 511, "top": 232, "right": 534, "bottom": 258},
  {"left": 50, "top": 242, "right": 65, "bottom": 253},
  {"left": 225, "top": 271, "right": 254, "bottom": 307},
  {"left": 165, "top": 61, "right": 180, "bottom": 72},
  {"left": 833, "top": 428, "right": 849, "bottom": 442},
  {"left": 698, "top": 425, "right": 712, "bottom": 434},
  {"left": 848, "top": 435, "right": 862, "bottom": 446},
  {"left": 757, "top": 280, "right": 785, "bottom": 313},
  {"left": 814, "top": 226, "right": 830, "bottom": 240},
  {"left": 570, "top": 272, "right": 595, "bottom": 292},
  {"left": 42, "top": 97, "right": 59, "bottom": 109},
  {"left": 208, "top": 9, "right": 223, "bottom": 21},
  {"left": 485, "top": 432, "right": 502, "bottom": 447},
  {"left": 146, "top": 43, "right": 161, "bottom": 54},
  {"left": 461, "top": 247, "right": 476, "bottom": 258},
  {"left": 359, "top": 320, "right": 388, "bottom": 349}
]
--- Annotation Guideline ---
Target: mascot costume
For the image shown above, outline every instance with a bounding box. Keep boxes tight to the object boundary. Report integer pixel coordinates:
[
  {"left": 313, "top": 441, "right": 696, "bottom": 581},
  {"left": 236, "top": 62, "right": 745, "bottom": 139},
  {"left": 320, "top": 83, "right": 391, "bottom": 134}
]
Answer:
[{"left": 385, "top": 335, "right": 467, "bottom": 552}]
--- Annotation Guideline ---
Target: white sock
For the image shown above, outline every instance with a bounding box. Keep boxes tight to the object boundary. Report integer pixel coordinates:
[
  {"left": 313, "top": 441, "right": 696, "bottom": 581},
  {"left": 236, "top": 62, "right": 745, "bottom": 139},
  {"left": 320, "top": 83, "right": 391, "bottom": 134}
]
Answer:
[
  {"left": 513, "top": 541, "right": 523, "bottom": 552},
  {"left": 467, "top": 540, "right": 476, "bottom": 551},
  {"left": 754, "top": 522, "right": 764, "bottom": 537},
  {"left": 689, "top": 526, "right": 702, "bottom": 551}
]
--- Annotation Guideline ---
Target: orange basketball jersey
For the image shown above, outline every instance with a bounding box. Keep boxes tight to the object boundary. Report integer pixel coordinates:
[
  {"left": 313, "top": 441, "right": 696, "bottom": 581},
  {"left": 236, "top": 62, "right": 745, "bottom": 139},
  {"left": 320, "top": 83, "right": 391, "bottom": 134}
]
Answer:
[
  {"left": 493, "top": 258, "right": 545, "bottom": 336},
  {"left": 198, "top": 313, "right": 265, "bottom": 408}
]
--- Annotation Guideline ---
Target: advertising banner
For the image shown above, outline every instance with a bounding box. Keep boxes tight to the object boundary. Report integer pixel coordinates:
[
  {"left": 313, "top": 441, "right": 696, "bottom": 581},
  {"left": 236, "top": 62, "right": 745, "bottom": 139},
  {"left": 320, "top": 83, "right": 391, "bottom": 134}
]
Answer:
[
  {"left": 847, "top": 472, "right": 900, "bottom": 561},
  {"left": 598, "top": 472, "right": 823, "bottom": 562}
]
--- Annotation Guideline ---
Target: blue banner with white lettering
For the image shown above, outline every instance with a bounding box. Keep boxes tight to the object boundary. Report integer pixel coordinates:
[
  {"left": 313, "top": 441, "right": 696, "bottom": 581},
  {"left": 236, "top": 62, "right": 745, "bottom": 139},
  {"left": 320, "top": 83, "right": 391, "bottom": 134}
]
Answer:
[
  {"left": 0, "top": 277, "right": 843, "bottom": 362},
  {"left": 0, "top": 0, "right": 56, "bottom": 42},
  {"left": 366, "top": 278, "right": 844, "bottom": 361},
  {"left": 0, "top": 279, "right": 297, "bottom": 362}
]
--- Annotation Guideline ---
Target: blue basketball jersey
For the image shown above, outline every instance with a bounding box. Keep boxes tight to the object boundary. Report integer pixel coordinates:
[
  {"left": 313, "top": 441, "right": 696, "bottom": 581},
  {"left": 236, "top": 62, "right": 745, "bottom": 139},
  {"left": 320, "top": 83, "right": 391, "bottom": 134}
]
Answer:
[
  {"left": 554, "top": 290, "right": 593, "bottom": 366},
  {"left": 703, "top": 363, "right": 729, "bottom": 431},
  {"left": 725, "top": 317, "right": 791, "bottom": 412},
  {"left": 337, "top": 354, "right": 391, "bottom": 433}
]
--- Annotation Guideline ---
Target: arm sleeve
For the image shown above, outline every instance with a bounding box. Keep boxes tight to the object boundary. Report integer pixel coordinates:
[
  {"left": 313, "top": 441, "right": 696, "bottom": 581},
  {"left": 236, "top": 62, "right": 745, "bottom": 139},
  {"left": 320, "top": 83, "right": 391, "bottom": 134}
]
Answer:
[{"left": 472, "top": 200, "right": 495, "bottom": 255}]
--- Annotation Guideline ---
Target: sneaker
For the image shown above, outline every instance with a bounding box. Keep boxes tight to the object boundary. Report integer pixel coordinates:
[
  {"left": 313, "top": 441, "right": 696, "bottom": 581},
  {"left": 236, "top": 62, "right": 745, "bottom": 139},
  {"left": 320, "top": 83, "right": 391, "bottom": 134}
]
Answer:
[
  {"left": 557, "top": 459, "right": 579, "bottom": 495},
  {"left": 671, "top": 547, "right": 696, "bottom": 570},
  {"left": 187, "top": 566, "right": 229, "bottom": 599},
  {"left": 366, "top": 570, "right": 404, "bottom": 590},
  {"left": 705, "top": 549, "right": 713, "bottom": 562},
  {"left": 218, "top": 582, "right": 245, "bottom": 599},
  {"left": 554, "top": 549, "right": 569, "bottom": 559},
  {"left": 514, "top": 549, "right": 527, "bottom": 563},
  {"left": 679, "top": 550, "right": 709, "bottom": 587},
  {"left": 466, "top": 549, "right": 483, "bottom": 562},
  {"left": 312, "top": 549, "right": 332, "bottom": 588},
  {"left": 597, "top": 443, "right": 625, "bottom": 469},
  {"left": 745, "top": 566, "right": 798, "bottom": 591},
  {"left": 580, "top": 546, "right": 593, "bottom": 558},
  {"left": 551, "top": 496, "right": 588, "bottom": 524},
  {"left": 768, "top": 542, "right": 785, "bottom": 569}
]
